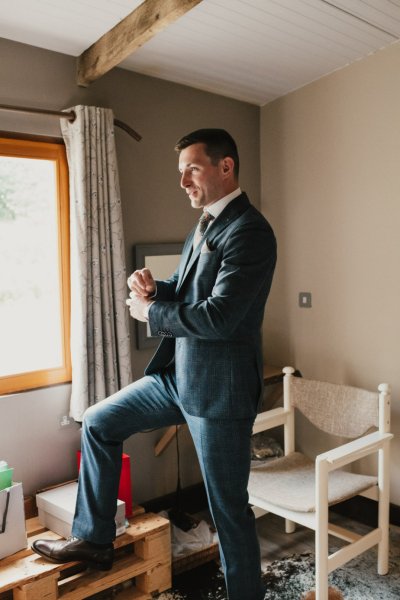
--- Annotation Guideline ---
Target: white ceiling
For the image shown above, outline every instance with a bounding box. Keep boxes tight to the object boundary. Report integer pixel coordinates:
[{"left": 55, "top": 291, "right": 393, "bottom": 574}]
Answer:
[{"left": 1, "top": 0, "right": 400, "bottom": 106}]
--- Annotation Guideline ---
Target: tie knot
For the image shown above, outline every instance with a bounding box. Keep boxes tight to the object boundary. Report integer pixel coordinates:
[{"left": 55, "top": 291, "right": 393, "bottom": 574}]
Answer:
[{"left": 198, "top": 211, "right": 214, "bottom": 236}]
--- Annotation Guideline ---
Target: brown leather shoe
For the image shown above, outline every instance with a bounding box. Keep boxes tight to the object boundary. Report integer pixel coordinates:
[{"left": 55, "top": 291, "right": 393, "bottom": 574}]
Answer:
[{"left": 32, "top": 536, "right": 114, "bottom": 570}]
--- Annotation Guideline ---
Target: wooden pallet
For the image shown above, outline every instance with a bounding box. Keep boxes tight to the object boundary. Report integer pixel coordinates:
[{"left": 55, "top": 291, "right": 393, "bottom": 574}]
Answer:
[
  {"left": 0, "top": 511, "right": 171, "bottom": 600},
  {"left": 172, "top": 542, "right": 219, "bottom": 575}
]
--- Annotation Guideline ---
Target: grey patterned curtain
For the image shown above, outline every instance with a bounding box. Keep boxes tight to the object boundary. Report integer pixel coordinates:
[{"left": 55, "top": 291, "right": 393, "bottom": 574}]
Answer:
[{"left": 61, "top": 105, "right": 132, "bottom": 421}]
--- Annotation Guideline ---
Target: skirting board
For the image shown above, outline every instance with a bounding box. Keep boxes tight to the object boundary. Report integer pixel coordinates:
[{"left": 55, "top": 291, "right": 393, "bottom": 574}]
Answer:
[
  {"left": 142, "top": 482, "right": 208, "bottom": 515},
  {"left": 143, "top": 482, "right": 400, "bottom": 529},
  {"left": 331, "top": 495, "right": 400, "bottom": 528}
]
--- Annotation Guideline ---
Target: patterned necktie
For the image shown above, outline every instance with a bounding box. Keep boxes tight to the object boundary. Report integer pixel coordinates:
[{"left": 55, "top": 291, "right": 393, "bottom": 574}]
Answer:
[
  {"left": 194, "top": 211, "right": 214, "bottom": 247},
  {"left": 199, "top": 211, "right": 214, "bottom": 234}
]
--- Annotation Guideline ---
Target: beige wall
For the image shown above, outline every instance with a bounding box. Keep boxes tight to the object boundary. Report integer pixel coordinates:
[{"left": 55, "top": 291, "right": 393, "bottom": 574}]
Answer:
[
  {"left": 261, "top": 42, "right": 400, "bottom": 503},
  {"left": 0, "top": 37, "right": 260, "bottom": 502}
]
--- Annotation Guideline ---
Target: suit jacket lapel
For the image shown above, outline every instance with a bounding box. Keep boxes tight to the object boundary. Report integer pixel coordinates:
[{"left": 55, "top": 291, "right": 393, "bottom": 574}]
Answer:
[
  {"left": 176, "top": 193, "right": 250, "bottom": 293},
  {"left": 178, "top": 234, "right": 203, "bottom": 290},
  {"left": 206, "top": 192, "right": 250, "bottom": 246},
  {"left": 177, "top": 228, "right": 196, "bottom": 289}
]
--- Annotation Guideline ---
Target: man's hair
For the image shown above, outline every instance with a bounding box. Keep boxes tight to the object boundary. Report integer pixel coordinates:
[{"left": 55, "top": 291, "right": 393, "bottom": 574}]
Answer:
[{"left": 175, "top": 128, "right": 239, "bottom": 178}]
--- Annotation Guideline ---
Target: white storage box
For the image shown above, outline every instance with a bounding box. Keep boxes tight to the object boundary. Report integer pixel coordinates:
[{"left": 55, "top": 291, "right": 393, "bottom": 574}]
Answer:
[
  {"left": 36, "top": 482, "right": 126, "bottom": 539},
  {"left": 0, "top": 482, "right": 28, "bottom": 559}
]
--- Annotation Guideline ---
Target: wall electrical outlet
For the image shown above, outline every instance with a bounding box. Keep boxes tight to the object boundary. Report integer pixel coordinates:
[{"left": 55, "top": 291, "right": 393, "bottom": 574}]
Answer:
[
  {"left": 59, "top": 415, "right": 72, "bottom": 428},
  {"left": 299, "top": 292, "right": 312, "bottom": 308}
]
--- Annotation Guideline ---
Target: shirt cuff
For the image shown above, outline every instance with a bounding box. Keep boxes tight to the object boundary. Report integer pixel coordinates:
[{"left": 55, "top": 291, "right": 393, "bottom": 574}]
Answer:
[{"left": 144, "top": 300, "right": 155, "bottom": 321}]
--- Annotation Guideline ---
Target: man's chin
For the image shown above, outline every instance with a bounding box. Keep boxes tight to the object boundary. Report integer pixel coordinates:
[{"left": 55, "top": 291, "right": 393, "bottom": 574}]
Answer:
[{"left": 190, "top": 197, "right": 203, "bottom": 209}]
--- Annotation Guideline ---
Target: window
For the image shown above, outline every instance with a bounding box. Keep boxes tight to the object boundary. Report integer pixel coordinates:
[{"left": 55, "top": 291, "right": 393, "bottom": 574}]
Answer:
[{"left": 0, "top": 136, "right": 71, "bottom": 394}]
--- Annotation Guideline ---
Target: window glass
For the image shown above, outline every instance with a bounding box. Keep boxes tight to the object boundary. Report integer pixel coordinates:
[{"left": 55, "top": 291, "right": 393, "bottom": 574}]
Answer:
[{"left": 0, "top": 138, "right": 70, "bottom": 394}]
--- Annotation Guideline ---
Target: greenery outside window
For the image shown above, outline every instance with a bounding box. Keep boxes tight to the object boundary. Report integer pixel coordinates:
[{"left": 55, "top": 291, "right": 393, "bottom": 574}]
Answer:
[{"left": 0, "top": 136, "right": 71, "bottom": 394}]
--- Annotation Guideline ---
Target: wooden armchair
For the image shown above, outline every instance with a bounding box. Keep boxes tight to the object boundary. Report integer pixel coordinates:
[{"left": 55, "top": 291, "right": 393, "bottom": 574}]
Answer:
[{"left": 248, "top": 367, "right": 393, "bottom": 600}]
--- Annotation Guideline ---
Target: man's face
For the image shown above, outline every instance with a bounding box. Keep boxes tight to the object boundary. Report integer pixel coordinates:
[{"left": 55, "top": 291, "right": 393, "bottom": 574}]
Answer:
[{"left": 178, "top": 143, "right": 225, "bottom": 209}]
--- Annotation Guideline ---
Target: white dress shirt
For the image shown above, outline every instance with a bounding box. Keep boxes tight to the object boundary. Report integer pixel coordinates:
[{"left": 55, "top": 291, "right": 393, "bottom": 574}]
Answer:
[{"left": 205, "top": 187, "right": 242, "bottom": 220}]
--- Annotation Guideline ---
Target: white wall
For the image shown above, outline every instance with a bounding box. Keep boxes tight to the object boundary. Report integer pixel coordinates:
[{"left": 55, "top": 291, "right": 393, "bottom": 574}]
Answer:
[
  {"left": 261, "top": 41, "right": 400, "bottom": 504},
  {"left": 0, "top": 384, "right": 80, "bottom": 495}
]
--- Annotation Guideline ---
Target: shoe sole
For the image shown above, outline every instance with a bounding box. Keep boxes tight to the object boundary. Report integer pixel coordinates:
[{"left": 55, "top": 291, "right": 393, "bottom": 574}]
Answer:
[{"left": 31, "top": 544, "right": 113, "bottom": 571}]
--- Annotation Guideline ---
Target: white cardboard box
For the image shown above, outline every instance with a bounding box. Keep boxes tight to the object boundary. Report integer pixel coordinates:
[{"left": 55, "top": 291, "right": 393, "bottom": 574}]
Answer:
[
  {"left": 0, "top": 482, "right": 28, "bottom": 559},
  {"left": 36, "top": 482, "right": 126, "bottom": 539}
]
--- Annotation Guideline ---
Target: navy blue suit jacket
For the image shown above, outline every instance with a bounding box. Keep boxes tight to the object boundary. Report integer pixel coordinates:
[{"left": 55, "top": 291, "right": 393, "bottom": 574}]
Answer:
[{"left": 145, "top": 193, "right": 277, "bottom": 419}]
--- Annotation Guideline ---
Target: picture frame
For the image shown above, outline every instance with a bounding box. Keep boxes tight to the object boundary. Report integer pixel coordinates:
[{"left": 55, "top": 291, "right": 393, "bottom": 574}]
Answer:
[{"left": 134, "top": 242, "right": 184, "bottom": 350}]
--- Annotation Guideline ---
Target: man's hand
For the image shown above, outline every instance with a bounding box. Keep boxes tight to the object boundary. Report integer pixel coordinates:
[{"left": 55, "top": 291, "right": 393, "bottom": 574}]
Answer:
[
  {"left": 127, "top": 268, "right": 156, "bottom": 297},
  {"left": 126, "top": 268, "right": 155, "bottom": 321},
  {"left": 126, "top": 292, "right": 151, "bottom": 322}
]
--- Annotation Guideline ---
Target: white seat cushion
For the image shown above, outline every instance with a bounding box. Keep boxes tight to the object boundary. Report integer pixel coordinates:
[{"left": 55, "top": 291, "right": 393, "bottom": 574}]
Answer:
[{"left": 248, "top": 452, "right": 377, "bottom": 513}]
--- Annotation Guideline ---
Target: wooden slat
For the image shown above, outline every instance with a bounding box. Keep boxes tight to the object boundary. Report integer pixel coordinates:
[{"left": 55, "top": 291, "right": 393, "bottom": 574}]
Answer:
[
  {"left": 105, "top": 589, "right": 151, "bottom": 600},
  {"left": 58, "top": 554, "right": 169, "bottom": 600},
  {"left": 154, "top": 425, "right": 183, "bottom": 457},
  {"left": 328, "top": 523, "right": 361, "bottom": 543},
  {"left": 26, "top": 516, "right": 47, "bottom": 537},
  {"left": 77, "top": 0, "right": 203, "bottom": 86},
  {"left": 172, "top": 542, "right": 219, "bottom": 575},
  {"left": 135, "top": 529, "right": 171, "bottom": 561},
  {"left": 0, "top": 513, "right": 169, "bottom": 594},
  {"left": 328, "top": 528, "right": 381, "bottom": 573},
  {"left": 104, "top": 587, "right": 151, "bottom": 600},
  {"left": 131, "top": 504, "right": 146, "bottom": 518},
  {"left": 24, "top": 496, "right": 37, "bottom": 520},
  {"left": 136, "top": 561, "right": 171, "bottom": 594},
  {"left": 263, "top": 364, "right": 283, "bottom": 381},
  {"left": 115, "top": 513, "right": 170, "bottom": 547},
  {"left": 0, "top": 539, "right": 77, "bottom": 594},
  {"left": 13, "top": 572, "right": 59, "bottom": 600}
]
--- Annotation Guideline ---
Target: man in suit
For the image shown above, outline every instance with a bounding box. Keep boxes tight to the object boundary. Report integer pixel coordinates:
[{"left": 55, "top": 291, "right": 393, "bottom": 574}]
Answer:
[{"left": 33, "top": 129, "right": 276, "bottom": 600}]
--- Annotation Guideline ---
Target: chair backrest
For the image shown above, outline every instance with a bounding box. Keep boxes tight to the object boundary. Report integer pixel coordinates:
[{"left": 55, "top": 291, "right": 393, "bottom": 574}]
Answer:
[{"left": 289, "top": 376, "right": 379, "bottom": 438}]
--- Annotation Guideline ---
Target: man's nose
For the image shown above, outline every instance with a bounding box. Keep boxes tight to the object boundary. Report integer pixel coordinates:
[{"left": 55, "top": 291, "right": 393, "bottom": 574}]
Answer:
[{"left": 180, "top": 172, "right": 191, "bottom": 188}]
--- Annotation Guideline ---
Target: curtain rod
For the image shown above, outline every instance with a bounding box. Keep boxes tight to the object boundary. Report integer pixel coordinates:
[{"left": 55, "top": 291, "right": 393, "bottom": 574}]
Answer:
[{"left": 0, "top": 103, "right": 142, "bottom": 142}]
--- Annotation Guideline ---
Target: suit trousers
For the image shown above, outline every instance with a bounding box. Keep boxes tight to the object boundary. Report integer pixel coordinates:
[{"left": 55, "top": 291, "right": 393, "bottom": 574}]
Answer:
[{"left": 72, "top": 367, "right": 265, "bottom": 600}]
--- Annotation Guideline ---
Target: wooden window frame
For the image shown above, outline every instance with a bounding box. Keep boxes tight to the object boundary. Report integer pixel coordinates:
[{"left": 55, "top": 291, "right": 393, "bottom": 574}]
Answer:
[{"left": 0, "top": 136, "right": 71, "bottom": 394}]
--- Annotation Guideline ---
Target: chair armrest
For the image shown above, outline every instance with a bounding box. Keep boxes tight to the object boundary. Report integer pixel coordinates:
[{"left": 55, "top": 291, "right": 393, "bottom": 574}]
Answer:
[
  {"left": 252, "top": 407, "right": 290, "bottom": 434},
  {"left": 316, "top": 431, "right": 393, "bottom": 472}
]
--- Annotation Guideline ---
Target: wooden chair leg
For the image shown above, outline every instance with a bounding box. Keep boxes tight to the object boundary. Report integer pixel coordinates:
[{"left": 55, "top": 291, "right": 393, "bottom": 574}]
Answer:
[
  {"left": 285, "top": 519, "right": 296, "bottom": 533},
  {"left": 378, "top": 444, "right": 390, "bottom": 575},
  {"left": 315, "top": 461, "right": 329, "bottom": 600}
]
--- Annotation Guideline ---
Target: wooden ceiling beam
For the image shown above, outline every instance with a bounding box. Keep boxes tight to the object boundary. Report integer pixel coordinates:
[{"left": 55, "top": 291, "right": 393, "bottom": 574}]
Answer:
[{"left": 77, "top": 0, "right": 203, "bottom": 87}]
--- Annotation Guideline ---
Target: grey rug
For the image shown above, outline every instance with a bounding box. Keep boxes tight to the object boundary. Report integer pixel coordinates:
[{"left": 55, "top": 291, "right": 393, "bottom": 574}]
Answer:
[{"left": 155, "top": 526, "right": 400, "bottom": 600}]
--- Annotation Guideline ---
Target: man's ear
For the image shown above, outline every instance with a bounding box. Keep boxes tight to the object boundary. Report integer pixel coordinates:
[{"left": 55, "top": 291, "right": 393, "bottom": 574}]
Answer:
[{"left": 221, "top": 157, "right": 234, "bottom": 177}]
